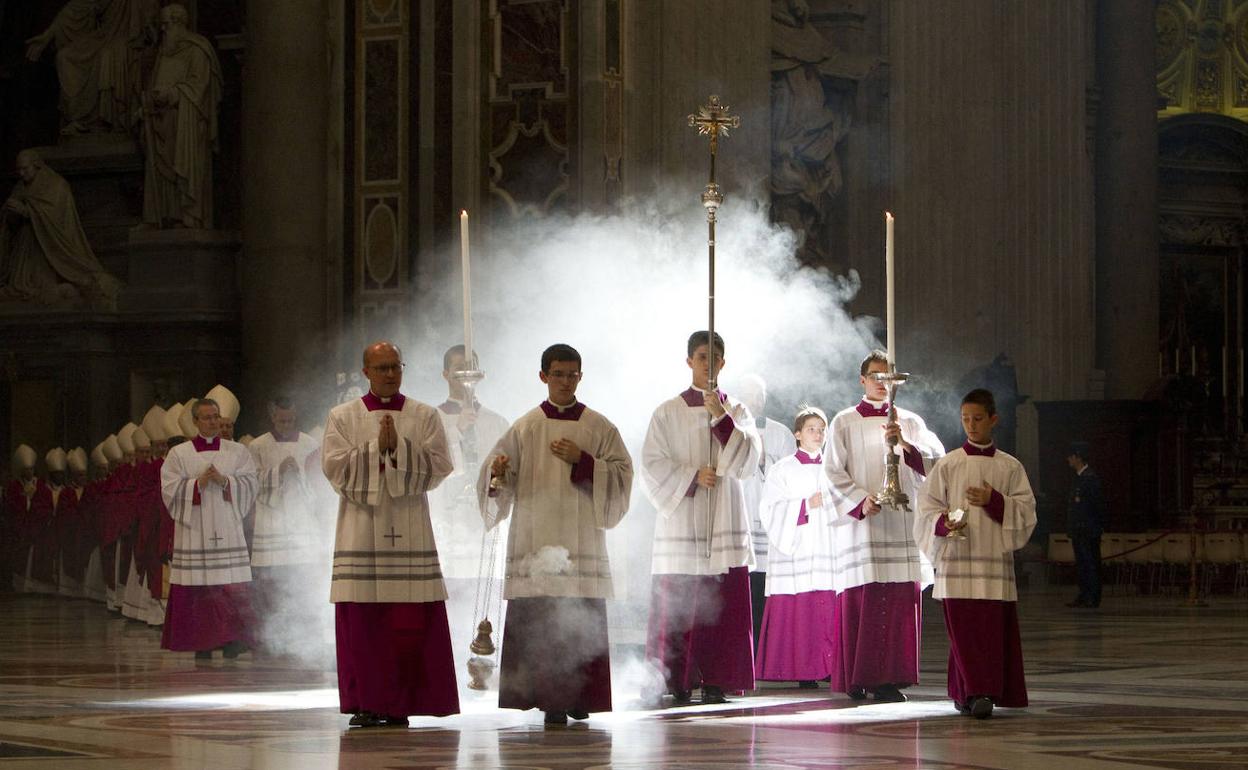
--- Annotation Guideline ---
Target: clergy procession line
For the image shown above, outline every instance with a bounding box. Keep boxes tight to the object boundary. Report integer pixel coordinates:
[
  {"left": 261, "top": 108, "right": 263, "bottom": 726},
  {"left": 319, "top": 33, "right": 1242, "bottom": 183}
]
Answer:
[{"left": 1, "top": 333, "right": 1037, "bottom": 729}]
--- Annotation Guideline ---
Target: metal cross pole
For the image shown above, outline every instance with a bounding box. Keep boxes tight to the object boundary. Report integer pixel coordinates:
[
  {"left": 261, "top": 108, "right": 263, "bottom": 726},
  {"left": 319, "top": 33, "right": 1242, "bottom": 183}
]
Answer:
[{"left": 688, "top": 95, "right": 740, "bottom": 556}]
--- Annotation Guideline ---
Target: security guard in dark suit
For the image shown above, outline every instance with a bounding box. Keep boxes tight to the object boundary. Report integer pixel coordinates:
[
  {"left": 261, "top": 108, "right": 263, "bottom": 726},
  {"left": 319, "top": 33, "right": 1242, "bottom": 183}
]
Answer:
[{"left": 1065, "top": 441, "right": 1104, "bottom": 608}]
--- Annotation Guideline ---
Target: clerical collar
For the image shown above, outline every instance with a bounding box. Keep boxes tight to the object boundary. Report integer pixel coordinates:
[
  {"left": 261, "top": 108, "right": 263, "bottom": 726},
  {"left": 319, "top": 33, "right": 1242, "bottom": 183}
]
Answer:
[
  {"left": 856, "top": 399, "right": 889, "bottom": 418},
  {"left": 438, "top": 396, "right": 480, "bottom": 415},
  {"left": 962, "top": 440, "right": 997, "bottom": 457},
  {"left": 362, "top": 391, "right": 406, "bottom": 411},
  {"left": 541, "top": 400, "right": 585, "bottom": 421},
  {"left": 192, "top": 435, "right": 220, "bottom": 452},
  {"left": 681, "top": 387, "right": 727, "bottom": 407},
  {"left": 795, "top": 449, "right": 822, "bottom": 465}
]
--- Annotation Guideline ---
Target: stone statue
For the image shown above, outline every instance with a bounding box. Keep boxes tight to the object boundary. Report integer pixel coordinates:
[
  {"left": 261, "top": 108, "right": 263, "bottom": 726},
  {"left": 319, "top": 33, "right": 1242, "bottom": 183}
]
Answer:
[
  {"left": 771, "top": 0, "right": 879, "bottom": 261},
  {"left": 25, "top": 0, "right": 161, "bottom": 135},
  {"left": 137, "top": 4, "right": 223, "bottom": 230},
  {"left": 0, "top": 149, "right": 121, "bottom": 308}
]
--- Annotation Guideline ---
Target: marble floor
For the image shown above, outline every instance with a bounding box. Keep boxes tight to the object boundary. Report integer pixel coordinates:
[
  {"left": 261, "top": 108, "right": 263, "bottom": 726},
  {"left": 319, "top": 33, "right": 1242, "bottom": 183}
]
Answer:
[{"left": 0, "top": 589, "right": 1245, "bottom": 770}]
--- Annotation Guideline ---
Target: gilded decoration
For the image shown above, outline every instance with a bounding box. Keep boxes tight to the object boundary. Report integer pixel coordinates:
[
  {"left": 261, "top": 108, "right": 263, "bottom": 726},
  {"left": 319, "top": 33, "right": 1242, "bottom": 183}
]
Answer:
[{"left": 1158, "top": 0, "right": 1248, "bottom": 118}]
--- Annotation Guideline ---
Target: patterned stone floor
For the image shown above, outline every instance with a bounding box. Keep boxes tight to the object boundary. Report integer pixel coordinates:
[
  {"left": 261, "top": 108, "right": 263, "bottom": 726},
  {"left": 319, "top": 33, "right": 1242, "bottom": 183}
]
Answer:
[{"left": 0, "top": 589, "right": 1245, "bottom": 769}]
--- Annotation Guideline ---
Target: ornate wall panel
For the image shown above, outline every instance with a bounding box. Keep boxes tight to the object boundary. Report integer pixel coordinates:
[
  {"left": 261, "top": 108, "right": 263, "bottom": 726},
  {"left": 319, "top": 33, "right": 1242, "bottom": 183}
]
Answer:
[
  {"left": 1158, "top": 0, "right": 1248, "bottom": 119},
  {"left": 603, "top": 0, "right": 623, "bottom": 205},
  {"left": 348, "top": 2, "right": 410, "bottom": 345},
  {"left": 484, "top": 0, "right": 578, "bottom": 220}
]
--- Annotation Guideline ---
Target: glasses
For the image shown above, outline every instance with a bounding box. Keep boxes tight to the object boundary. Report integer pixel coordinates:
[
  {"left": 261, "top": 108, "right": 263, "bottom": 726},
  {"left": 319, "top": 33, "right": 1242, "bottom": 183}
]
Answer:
[
  {"left": 369, "top": 363, "right": 405, "bottom": 374},
  {"left": 546, "top": 371, "right": 582, "bottom": 381}
]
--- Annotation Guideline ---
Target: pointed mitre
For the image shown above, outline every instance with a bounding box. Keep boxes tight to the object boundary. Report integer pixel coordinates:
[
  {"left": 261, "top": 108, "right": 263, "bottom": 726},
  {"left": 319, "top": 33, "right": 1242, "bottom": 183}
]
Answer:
[
  {"left": 162, "top": 402, "right": 184, "bottom": 439},
  {"left": 102, "top": 435, "right": 123, "bottom": 462},
  {"left": 117, "top": 422, "right": 138, "bottom": 454},
  {"left": 179, "top": 398, "right": 198, "bottom": 438},
  {"left": 205, "top": 384, "right": 240, "bottom": 423},
  {"left": 68, "top": 447, "right": 88, "bottom": 473},
  {"left": 45, "top": 447, "right": 67, "bottom": 472},
  {"left": 133, "top": 427, "right": 151, "bottom": 449},
  {"left": 13, "top": 444, "right": 37, "bottom": 469},
  {"left": 90, "top": 443, "right": 108, "bottom": 468},
  {"left": 141, "top": 405, "right": 169, "bottom": 442}
]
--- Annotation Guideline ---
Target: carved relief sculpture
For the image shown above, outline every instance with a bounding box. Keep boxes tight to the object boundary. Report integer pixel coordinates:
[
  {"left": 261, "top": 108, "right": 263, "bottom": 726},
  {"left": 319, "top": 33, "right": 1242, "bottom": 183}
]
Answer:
[
  {"left": 770, "top": 0, "right": 878, "bottom": 261},
  {"left": 136, "top": 4, "right": 223, "bottom": 229},
  {"left": 0, "top": 149, "right": 121, "bottom": 308}
]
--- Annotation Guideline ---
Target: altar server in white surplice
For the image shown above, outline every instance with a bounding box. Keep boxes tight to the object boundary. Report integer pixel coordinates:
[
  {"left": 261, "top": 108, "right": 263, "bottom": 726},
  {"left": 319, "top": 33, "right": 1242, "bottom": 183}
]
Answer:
[
  {"left": 248, "top": 395, "right": 323, "bottom": 638},
  {"left": 160, "top": 398, "right": 259, "bottom": 659},
  {"left": 735, "top": 373, "right": 797, "bottom": 651},
  {"left": 479, "top": 343, "right": 632, "bottom": 726},
  {"left": 642, "top": 331, "right": 762, "bottom": 706},
  {"left": 323, "top": 341, "right": 457, "bottom": 728},
  {"left": 915, "top": 388, "right": 1036, "bottom": 720},
  {"left": 754, "top": 406, "right": 837, "bottom": 687},
  {"left": 823, "top": 349, "right": 944, "bottom": 703}
]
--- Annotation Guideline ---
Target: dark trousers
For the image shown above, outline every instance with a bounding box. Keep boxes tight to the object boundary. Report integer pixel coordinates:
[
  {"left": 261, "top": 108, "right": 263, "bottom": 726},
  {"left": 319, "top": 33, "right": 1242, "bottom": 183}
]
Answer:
[
  {"left": 1071, "top": 533, "right": 1101, "bottom": 605},
  {"left": 749, "top": 571, "right": 766, "bottom": 653}
]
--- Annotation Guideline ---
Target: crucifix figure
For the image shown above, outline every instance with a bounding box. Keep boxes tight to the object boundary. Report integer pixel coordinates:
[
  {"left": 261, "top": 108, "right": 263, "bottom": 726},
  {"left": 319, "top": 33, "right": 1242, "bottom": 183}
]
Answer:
[{"left": 384, "top": 527, "right": 403, "bottom": 546}]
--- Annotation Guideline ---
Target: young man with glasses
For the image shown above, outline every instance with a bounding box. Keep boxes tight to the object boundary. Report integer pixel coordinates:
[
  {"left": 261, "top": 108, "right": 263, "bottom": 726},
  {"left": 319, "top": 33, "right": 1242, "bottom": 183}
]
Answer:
[{"left": 481, "top": 343, "right": 633, "bottom": 726}]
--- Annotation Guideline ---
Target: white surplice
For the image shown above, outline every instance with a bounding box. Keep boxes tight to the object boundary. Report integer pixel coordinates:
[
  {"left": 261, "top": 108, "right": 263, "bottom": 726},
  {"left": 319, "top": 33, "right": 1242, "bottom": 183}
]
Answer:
[
  {"left": 822, "top": 400, "right": 944, "bottom": 590},
  {"left": 759, "top": 452, "right": 836, "bottom": 595},
  {"left": 477, "top": 400, "right": 632, "bottom": 599},
  {"left": 641, "top": 390, "right": 762, "bottom": 576},
  {"left": 322, "top": 395, "right": 452, "bottom": 604},
  {"left": 742, "top": 417, "right": 797, "bottom": 573},
  {"left": 162, "top": 438, "right": 259, "bottom": 586},
  {"left": 915, "top": 444, "right": 1037, "bottom": 601},
  {"left": 249, "top": 431, "right": 323, "bottom": 567},
  {"left": 432, "top": 400, "right": 510, "bottom": 580}
]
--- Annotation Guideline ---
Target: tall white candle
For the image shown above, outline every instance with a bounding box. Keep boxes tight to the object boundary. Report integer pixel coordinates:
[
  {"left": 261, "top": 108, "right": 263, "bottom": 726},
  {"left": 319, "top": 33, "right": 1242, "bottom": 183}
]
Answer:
[
  {"left": 885, "top": 211, "right": 895, "bottom": 365},
  {"left": 460, "top": 210, "right": 473, "bottom": 365}
]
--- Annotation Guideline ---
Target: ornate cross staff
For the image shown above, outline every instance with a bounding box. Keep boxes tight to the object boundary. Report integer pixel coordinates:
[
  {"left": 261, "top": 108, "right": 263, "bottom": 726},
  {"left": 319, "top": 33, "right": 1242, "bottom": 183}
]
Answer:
[{"left": 689, "top": 95, "right": 740, "bottom": 555}]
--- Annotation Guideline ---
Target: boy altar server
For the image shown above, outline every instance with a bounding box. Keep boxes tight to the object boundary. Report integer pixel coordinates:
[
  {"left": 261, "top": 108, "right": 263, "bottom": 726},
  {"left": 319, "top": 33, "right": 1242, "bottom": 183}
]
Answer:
[
  {"left": 642, "top": 331, "right": 761, "bottom": 705},
  {"left": 915, "top": 388, "right": 1036, "bottom": 719},
  {"left": 824, "top": 350, "right": 944, "bottom": 702},
  {"left": 480, "top": 343, "right": 633, "bottom": 726},
  {"left": 755, "top": 406, "right": 836, "bottom": 686},
  {"left": 322, "top": 341, "right": 457, "bottom": 727}
]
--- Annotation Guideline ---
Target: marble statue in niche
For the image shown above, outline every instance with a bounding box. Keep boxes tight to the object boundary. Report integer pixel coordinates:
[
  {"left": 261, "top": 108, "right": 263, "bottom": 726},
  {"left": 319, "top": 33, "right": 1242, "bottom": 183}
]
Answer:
[
  {"left": 771, "top": 0, "right": 879, "bottom": 262},
  {"left": 24, "top": 0, "right": 161, "bottom": 136},
  {"left": 0, "top": 149, "right": 121, "bottom": 309},
  {"left": 136, "top": 3, "right": 222, "bottom": 230}
]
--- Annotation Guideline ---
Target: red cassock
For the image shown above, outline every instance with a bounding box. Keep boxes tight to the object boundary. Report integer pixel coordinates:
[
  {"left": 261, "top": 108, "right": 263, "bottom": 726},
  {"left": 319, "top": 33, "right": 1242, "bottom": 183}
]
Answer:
[
  {"left": 54, "top": 485, "right": 85, "bottom": 583},
  {"left": 77, "top": 478, "right": 106, "bottom": 579},
  {"left": 26, "top": 483, "right": 57, "bottom": 586},
  {"left": 133, "top": 458, "right": 169, "bottom": 600}
]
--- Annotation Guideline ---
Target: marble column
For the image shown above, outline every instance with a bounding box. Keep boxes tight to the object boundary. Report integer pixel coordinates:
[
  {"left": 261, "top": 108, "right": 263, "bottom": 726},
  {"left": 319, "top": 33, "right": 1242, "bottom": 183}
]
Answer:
[
  {"left": 1094, "top": 0, "right": 1159, "bottom": 399},
  {"left": 241, "top": 0, "right": 330, "bottom": 424}
]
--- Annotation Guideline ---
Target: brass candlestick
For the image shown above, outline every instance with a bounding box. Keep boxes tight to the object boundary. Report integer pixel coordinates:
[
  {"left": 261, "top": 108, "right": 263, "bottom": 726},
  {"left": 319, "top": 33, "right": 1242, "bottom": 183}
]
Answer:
[{"left": 870, "top": 366, "right": 911, "bottom": 511}]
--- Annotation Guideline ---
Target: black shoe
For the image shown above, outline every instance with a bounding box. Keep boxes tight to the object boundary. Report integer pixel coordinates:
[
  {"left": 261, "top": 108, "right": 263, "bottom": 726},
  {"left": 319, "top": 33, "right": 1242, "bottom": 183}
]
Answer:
[
  {"left": 968, "top": 695, "right": 994, "bottom": 719},
  {"left": 954, "top": 700, "right": 970, "bottom": 715},
  {"left": 222, "top": 641, "right": 249, "bottom": 659},
  {"left": 701, "top": 685, "right": 728, "bottom": 704},
  {"left": 568, "top": 708, "right": 589, "bottom": 721},
  {"left": 671, "top": 689, "right": 692, "bottom": 705},
  {"left": 872, "top": 685, "right": 907, "bottom": 703},
  {"left": 847, "top": 687, "right": 867, "bottom": 701},
  {"left": 544, "top": 710, "right": 568, "bottom": 726},
  {"left": 379, "top": 714, "right": 409, "bottom": 727},
  {"left": 797, "top": 680, "right": 820, "bottom": 689},
  {"left": 194, "top": 650, "right": 212, "bottom": 661},
  {"left": 348, "top": 711, "right": 382, "bottom": 728}
]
